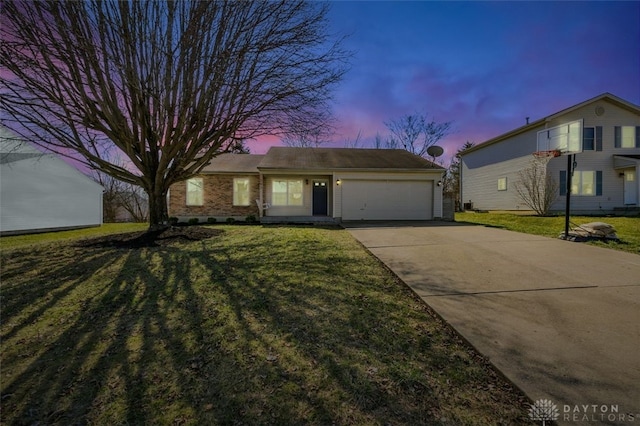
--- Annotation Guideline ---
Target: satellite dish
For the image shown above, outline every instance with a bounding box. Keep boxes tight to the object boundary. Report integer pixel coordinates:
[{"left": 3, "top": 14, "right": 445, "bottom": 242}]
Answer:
[{"left": 426, "top": 145, "right": 444, "bottom": 158}]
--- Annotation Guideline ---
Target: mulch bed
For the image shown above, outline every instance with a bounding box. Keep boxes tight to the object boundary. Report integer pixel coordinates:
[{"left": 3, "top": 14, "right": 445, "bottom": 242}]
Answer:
[{"left": 75, "top": 226, "right": 222, "bottom": 249}]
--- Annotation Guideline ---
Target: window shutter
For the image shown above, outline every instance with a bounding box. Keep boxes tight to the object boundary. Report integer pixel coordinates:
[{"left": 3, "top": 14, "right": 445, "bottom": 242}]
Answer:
[
  {"left": 595, "top": 126, "right": 603, "bottom": 151},
  {"left": 596, "top": 171, "right": 603, "bottom": 196},
  {"left": 559, "top": 170, "right": 567, "bottom": 196},
  {"left": 614, "top": 126, "right": 621, "bottom": 148},
  {"left": 636, "top": 127, "right": 640, "bottom": 148}
]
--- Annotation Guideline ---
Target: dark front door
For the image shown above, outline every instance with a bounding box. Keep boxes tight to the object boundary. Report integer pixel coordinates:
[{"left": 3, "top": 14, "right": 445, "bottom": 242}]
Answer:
[{"left": 312, "top": 181, "right": 328, "bottom": 215}]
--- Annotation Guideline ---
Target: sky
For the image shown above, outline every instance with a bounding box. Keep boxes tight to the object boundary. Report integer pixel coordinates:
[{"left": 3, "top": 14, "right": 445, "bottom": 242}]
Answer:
[{"left": 251, "top": 1, "right": 640, "bottom": 162}]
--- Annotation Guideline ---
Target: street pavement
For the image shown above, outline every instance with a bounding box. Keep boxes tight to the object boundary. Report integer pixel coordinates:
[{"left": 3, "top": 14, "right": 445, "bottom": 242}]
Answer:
[{"left": 344, "top": 222, "right": 640, "bottom": 425}]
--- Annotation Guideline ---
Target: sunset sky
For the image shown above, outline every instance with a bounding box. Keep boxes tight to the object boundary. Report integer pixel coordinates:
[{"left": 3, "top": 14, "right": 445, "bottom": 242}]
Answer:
[{"left": 252, "top": 1, "right": 640, "bottom": 160}]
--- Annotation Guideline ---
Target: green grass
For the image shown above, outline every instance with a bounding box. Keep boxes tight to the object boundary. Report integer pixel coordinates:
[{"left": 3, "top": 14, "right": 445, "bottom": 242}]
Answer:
[
  {"left": 456, "top": 212, "right": 640, "bottom": 254},
  {"left": 0, "top": 225, "right": 531, "bottom": 425},
  {"left": 0, "top": 223, "right": 148, "bottom": 250}
]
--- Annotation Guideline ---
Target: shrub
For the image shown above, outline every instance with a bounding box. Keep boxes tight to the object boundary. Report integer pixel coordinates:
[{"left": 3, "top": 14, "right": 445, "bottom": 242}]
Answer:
[
  {"left": 245, "top": 214, "right": 257, "bottom": 223},
  {"left": 168, "top": 217, "right": 179, "bottom": 225},
  {"left": 188, "top": 217, "right": 199, "bottom": 225},
  {"left": 226, "top": 217, "right": 236, "bottom": 224},
  {"left": 207, "top": 217, "right": 217, "bottom": 224}
]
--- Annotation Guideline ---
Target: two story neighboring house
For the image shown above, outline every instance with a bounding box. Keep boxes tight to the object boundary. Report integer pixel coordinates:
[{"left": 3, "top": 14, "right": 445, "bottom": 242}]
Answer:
[{"left": 460, "top": 93, "right": 640, "bottom": 214}]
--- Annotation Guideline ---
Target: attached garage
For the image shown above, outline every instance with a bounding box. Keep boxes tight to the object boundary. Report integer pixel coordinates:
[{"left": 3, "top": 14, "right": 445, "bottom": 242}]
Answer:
[{"left": 341, "top": 179, "right": 433, "bottom": 221}]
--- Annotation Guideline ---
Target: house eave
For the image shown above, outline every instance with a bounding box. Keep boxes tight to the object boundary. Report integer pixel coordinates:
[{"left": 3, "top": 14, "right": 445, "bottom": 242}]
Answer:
[
  {"left": 461, "top": 92, "right": 640, "bottom": 157},
  {"left": 257, "top": 167, "right": 444, "bottom": 174}
]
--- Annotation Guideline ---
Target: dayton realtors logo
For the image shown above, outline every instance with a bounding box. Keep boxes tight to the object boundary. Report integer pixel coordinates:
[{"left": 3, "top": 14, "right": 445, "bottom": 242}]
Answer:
[
  {"left": 528, "top": 399, "right": 559, "bottom": 425},
  {"left": 529, "top": 398, "right": 638, "bottom": 424}
]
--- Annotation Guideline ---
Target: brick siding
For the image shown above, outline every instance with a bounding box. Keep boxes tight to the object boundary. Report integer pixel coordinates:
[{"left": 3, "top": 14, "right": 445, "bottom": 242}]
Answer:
[{"left": 169, "top": 174, "right": 260, "bottom": 219}]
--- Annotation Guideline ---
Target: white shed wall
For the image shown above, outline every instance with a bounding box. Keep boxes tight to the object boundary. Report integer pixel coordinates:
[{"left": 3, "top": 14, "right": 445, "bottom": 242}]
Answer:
[{"left": 1, "top": 136, "right": 103, "bottom": 234}]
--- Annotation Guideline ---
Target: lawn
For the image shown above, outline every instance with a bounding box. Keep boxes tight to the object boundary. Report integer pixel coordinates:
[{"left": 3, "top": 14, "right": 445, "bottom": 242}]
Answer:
[
  {"left": 456, "top": 212, "right": 640, "bottom": 254},
  {"left": 0, "top": 225, "right": 530, "bottom": 425}
]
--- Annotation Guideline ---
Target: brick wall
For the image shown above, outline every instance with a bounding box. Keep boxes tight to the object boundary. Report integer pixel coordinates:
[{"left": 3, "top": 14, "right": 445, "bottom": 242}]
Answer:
[{"left": 169, "top": 174, "right": 260, "bottom": 219}]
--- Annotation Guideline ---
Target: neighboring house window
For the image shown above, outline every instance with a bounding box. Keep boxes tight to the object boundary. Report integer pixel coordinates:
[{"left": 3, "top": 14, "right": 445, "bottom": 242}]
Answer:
[
  {"left": 272, "top": 179, "right": 303, "bottom": 206},
  {"left": 560, "top": 171, "right": 602, "bottom": 196},
  {"left": 497, "top": 177, "right": 507, "bottom": 191},
  {"left": 614, "top": 126, "right": 640, "bottom": 148},
  {"left": 186, "top": 178, "right": 204, "bottom": 206},
  {"left": 233, "top": 178, "right": 250, "bottom": 206},
  {"left": 582, "top": 127, "right": 602, "bottom": 151}
]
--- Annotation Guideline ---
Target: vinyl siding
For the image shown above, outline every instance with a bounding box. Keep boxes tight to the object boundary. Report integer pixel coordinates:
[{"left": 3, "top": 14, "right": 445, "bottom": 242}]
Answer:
[
  {"left": 263, "top": 174, "right": 333, "bottom": 217},
  {"left": 461, "top": 126, "right": 540, "bottom": 210},
  {"left": 1, "top": 140, "right": 103, "bottom": 233},
  {"left": 547, "top": 100, "right": 640, "bottom": 213},
  {"left": 462, "top": 96, "right": 640, "bottom": 213}
]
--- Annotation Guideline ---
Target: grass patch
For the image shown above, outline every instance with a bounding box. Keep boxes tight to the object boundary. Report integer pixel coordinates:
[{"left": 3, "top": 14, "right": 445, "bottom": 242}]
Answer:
[
  {"left": 0, "top": 223, "right": 148, "bottom": 250},
  {"left": 1, "top": 225, "right": 530, "bottom": 425},
  {"left": 456, "top": 212, "right": 640, "bottom": 254}
]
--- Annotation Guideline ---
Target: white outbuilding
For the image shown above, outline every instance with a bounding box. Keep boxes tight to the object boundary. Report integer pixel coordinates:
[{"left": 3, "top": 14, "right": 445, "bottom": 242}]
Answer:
[{"left": 0, "top": 127, "right": 103, "bottom": 235}]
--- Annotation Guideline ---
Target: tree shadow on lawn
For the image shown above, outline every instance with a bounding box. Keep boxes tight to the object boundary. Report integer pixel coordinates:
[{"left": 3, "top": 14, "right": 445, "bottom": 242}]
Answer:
[{"left": 0, "top": 228, "right": 530, "bottom": 425}]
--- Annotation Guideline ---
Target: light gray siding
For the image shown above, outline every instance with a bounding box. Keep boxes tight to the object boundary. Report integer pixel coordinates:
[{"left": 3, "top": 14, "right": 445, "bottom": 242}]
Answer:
[
  {"left": 1, "top": 129, "right": 104, "bottom": 234},
  {"left": 461, "top": 95, "right": 640, "bottom": 213},
  {"left": 461, "top": 125, "right": 541, "bottom": 211},
  {"left": 547, "top": 100, "right": 640, "bottom": 213}
]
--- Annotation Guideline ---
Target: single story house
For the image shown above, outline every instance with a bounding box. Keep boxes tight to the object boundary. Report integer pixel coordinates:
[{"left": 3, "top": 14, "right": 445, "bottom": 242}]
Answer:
[
  {"left": 460, "top": 93, "right": 640, "bottom": 214},
  {"left": 0, "top": 126, "right": 103, "bottom": 235},
  {"left": 169, "top": 147, "right": 445, "bottom": 223}
]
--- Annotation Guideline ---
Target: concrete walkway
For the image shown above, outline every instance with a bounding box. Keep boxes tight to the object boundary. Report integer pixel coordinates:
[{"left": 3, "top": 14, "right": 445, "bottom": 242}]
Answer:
[{"left": 345, "top": 222, "right": 640, "bottom": 425}]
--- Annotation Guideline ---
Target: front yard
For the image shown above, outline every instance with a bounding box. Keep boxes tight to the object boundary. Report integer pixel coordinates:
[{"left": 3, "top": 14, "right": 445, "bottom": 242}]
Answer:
[{"left": 1, "top": 225, "right": 530, "bottom": 425}]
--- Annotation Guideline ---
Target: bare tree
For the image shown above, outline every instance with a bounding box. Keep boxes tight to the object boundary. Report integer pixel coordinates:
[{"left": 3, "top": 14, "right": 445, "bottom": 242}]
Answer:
[
  {"left": 373, "top": 131, "right": 398, "bottom": 150},
  {"left": 93, "top": 170, "right": 148, "bottom": 223},
  {"left": 1, "top": 1, "right": 348, "bottom": 231},
  {"left": 384, "top": 113, "right": 452, "bottom": 157},
  {"left": 513, "top": 159, "right": 559, "bottom": 216},
  {"left": 280, "top": 109, "right": 334, "bottom": 148},
  {"left": 343, "top": 130, "right": 362, "bottom": 148},
  {"left": 442, "top": 141, "right": 474, "bottom": 211}
]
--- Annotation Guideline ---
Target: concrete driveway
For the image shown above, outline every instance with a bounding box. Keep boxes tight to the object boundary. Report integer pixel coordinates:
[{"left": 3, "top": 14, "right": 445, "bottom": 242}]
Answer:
[{"left": 345, "top": 222, "right": 640, "bottom": 424}]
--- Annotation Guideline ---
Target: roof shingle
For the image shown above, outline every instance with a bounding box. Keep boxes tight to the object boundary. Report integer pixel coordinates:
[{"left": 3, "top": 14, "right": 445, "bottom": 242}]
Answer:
[{"left": 258, "top": 147, "right": 442, "bottom": 170}]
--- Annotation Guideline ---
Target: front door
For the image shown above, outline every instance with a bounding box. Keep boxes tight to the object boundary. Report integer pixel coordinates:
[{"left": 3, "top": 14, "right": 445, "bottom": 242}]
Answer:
[
  {"left": 624, "top": 169, "right": 637, "bottom": 205},
  {"left": 312, "top": 181, "right": 328, "bottom": 215}
]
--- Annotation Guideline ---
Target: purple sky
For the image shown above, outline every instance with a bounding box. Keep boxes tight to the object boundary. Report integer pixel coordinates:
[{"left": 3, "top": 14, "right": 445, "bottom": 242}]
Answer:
[{"left": 251, "top": 1, "right": 640, "bottom": 161}]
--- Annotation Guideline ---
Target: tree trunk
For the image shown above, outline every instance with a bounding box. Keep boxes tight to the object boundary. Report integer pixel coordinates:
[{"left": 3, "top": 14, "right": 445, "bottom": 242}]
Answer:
[{"left": 147, "top": 187, "right": 169, "bottom": 232}]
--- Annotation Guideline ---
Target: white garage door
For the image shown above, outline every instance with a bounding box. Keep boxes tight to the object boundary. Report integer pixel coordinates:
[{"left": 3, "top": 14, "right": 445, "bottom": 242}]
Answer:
[{"left": 342, "top": 180, "right": 433, "bottom": 220}]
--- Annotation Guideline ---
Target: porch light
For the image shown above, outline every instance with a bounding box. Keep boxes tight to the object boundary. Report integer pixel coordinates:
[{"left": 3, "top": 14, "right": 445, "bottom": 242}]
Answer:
[
  {"left": 336, "top": 179, "right": 341, "bottom": 185},
  {"left": 437, "top": 180, "right": 442, "bottom": 186}
]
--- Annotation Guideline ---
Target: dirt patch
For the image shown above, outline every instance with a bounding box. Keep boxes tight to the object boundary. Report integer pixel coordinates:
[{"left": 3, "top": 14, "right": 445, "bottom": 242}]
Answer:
[{"left": 75, "top": 226, "right": 222, "bottom": 249}]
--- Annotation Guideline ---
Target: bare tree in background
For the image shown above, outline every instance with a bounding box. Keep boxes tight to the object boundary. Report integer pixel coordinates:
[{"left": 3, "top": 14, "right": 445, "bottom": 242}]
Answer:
[
  {"left": 514, "top": 159, "right": 559, "bottom": 216},
  {"left": 384, "top": 113, "right": 452, "bottom": 158},
  {"left": 343, "top": 130, "right": 362, "bottom": 148},
  {"left": 93, "top": 170, "right": 148, "bottom": 223},
  {"left": 1, "top": 1, "right": 348, "bottom": 231},
  {"left": 443, "top": 141, "right": 474, "bottom": 211},
  {"left": 280, "top": 112, "right": 334, "bottom": 148}
]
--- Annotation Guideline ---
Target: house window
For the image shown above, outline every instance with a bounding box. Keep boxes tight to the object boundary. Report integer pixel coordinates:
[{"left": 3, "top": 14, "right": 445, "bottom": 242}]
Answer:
[
  {"left": 560, "top": 171, "right": 602, "bottom": 196},
  {"left": 272, "top": 179, "right": 303, "bottom": 206},
  {"left": 233, "top": 178, "right": 250, "bottom": 206},
  {"left": 615, "top": 126, "right": 640, "bottom": 148},
  {"left": 583, "top": 127, "right": 594, "bottom": 150},
  {"left": 583, "top": 127, "right": 603, "bottom": 151},
  {"left": 497, "top": 177, "right": 507, "bottom": 191},
  {"left": 186, "top": 178, "right": 204, "bottom": 206}
]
